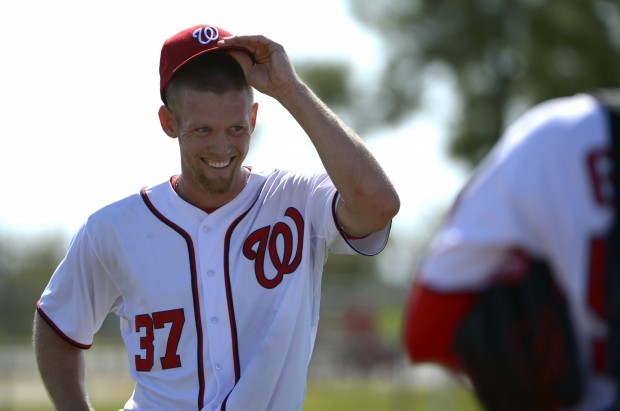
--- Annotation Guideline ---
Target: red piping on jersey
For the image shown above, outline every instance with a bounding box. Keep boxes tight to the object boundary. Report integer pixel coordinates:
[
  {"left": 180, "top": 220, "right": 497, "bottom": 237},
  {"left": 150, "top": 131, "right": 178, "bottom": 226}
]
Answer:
[
  {"left": 331, "top": 192, "right": 368, "bottom": 239},
  {"left": 36, "top": 300, "right": 92, "bottom": 349},
  {"left": 220, "top": 194, "right": 262, "bottom": 411},
  {"left": 140, "top": 188, "right": 206, "bottom": 410}
]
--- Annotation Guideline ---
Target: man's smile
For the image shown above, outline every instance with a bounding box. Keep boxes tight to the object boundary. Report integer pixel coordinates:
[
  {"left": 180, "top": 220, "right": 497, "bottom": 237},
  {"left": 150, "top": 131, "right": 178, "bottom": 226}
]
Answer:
[{"left": 204, "top": 158, "right": 233, "bottom": 169}]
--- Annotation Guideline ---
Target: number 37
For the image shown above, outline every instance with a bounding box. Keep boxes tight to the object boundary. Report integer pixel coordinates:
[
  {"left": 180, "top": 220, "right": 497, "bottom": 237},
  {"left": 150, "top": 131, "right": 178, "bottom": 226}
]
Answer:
[{"left": 134, "top": 308, "right": 185, "bottom": 372}]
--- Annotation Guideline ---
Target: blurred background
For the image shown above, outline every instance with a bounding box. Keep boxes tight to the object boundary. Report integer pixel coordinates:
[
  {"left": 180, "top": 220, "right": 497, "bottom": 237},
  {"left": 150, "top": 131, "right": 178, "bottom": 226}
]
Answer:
[{"left": 1, "top": 0, "right": 619, "bottom": 409}]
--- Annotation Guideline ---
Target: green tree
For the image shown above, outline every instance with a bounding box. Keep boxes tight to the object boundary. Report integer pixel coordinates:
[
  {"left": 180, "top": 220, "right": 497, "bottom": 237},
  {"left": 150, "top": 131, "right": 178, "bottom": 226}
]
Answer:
[
  {"left": 348, "top": 0, "right": 620, "bottom": 167},
  {"left": 0, "top": 230, "right": 68, "bottom": 342},
  {"left": 296, "top": 61, "right": 353, "bottom": 110}
]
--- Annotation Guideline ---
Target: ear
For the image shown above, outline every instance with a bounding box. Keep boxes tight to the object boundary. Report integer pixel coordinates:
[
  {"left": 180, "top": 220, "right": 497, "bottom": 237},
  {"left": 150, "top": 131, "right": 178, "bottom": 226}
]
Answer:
[
  {"left": 250, "top": 102, "right": 259, "bottom": 132},
  {"left": 158, "top": 105, "right": 177, "bottom": 139}
]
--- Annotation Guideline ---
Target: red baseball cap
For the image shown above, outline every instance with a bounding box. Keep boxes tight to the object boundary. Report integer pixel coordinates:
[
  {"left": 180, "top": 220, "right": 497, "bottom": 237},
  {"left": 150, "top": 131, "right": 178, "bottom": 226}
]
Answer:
[{"left": 159, "top": 24, "right": 233, "bottom": 104}]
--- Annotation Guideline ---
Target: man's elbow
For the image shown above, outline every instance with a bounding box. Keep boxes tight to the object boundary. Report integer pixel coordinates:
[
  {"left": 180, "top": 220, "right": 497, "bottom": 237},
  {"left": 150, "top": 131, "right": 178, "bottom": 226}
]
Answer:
[
  {"left": 340, "top": 188, "right": 400, "bottom": 236},
  {"left": 373, "top": 191, "right": 400, "bottom": 230},
  {"left": 384, "top": 191, "right": 400, "bottom": 220}
]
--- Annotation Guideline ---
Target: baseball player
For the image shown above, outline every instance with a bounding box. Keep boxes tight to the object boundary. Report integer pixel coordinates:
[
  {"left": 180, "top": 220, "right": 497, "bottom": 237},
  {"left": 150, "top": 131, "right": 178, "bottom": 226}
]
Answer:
[
  {"left": 33, "top": 25, "right": 399, "bottom": 411},
  {"left": 403, "top": 91, "right": 620, "bottom": 410}
]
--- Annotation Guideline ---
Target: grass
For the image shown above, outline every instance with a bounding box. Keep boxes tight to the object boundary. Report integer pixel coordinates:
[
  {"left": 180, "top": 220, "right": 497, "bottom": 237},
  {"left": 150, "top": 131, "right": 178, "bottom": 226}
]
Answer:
[
  {"left": 303, "top": 381, "right": 482, "bottom": 411},
  {"left": 4, "top": 379, "right": 482, "bottom": 411}
]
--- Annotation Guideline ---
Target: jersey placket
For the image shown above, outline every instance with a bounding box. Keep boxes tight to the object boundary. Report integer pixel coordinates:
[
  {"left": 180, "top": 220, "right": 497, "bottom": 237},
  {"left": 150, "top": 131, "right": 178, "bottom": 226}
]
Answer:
[{"left": 197, "top": 216, "right": 236, "bottom": 407}]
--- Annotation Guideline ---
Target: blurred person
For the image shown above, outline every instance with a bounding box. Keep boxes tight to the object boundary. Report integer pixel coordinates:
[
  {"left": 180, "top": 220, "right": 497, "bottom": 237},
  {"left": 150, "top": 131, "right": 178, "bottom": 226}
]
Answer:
[
  {"left": 33, "top": 24, "right": 399, "bottom": 411},
  {"left": 404, "top": 91, "right": 620, "bottom": 410}
]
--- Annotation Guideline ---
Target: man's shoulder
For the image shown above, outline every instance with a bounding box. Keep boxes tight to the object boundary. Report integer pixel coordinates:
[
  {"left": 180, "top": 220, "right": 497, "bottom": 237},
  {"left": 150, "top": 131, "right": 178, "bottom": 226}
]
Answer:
[
  {"left": 86, "top": 180, "right": 169, "bottom": 228},
  {"left": 247, "top": 167, "right": 333, "bottom": 206},
  {"left": 491, "top": 94, "right": 606, "bottom": 166},
  {"left": 513, "top": 94, "right": 604, "bottom": 143},
  {"left": 251, "top": 167, "right": 328, "bottom": 184}
]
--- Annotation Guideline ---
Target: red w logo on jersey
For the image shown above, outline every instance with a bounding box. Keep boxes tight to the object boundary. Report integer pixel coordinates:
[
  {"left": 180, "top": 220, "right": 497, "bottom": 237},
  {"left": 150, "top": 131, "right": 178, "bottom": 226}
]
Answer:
[{"left": 243, "top": 207, "right": 304, "bottom": 289}]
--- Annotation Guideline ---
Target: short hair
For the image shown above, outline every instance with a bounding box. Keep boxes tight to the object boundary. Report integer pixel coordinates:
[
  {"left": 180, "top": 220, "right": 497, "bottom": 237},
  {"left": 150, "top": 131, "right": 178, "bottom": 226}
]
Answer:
[{"left": 164, "top": 51, "right": 253, "bottom": 110}]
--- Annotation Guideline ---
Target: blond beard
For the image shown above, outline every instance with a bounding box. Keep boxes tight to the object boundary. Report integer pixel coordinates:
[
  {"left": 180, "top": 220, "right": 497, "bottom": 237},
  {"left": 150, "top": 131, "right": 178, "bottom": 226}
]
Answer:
[{"left": 194, "top": 165, "right": 240, "bottom": 195}]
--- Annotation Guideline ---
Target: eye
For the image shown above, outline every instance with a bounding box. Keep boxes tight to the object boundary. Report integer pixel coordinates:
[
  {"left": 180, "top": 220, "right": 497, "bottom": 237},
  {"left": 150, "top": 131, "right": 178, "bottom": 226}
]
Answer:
[
  {"left": 229, "top": 125, "right": 247, "bottom": 135},
  {"left": 195, "top": 126, "right": 211, "bottom": 133}
]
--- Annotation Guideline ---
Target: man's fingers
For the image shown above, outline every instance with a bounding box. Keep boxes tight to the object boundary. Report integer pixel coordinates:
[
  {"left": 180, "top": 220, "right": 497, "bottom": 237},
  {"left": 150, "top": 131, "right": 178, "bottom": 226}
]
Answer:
[
  {"left": 219, "top": 35, "right": 271, "bottom": 50},
  {"left": 226, "top": 50, "right": 255, "bottom": 74},
  {"left": 219, "top": 35, "right": 283, "bottom": 62}
]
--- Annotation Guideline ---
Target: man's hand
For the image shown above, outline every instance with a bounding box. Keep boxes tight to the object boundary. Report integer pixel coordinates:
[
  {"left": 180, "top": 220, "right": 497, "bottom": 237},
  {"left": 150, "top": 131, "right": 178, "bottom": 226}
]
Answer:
[{"left": 218, "top": 35, "right": 300, "bottom": 102}]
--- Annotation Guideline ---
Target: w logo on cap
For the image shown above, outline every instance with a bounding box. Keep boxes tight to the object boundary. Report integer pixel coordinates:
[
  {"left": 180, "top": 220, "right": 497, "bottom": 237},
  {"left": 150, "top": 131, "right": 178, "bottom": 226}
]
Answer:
[
  {"left": 160, "top": 24, "right": 233, "bottom": 104},
  {"left": 193, "top": 26, "right": 219, "bottom": 45}
]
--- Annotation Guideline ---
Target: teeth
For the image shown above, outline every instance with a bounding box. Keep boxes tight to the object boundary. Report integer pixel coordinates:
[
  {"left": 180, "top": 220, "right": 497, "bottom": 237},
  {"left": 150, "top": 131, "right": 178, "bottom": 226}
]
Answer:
[{"left": 207, "top": 159, "right": 231, "bottom": 169}]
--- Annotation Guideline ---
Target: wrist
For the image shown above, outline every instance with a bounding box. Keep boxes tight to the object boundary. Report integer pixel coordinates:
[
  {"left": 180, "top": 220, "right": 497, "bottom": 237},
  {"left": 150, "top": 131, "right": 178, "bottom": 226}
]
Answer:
[{"left": 275, "top": 79, "right": 312, "bottom": 112}]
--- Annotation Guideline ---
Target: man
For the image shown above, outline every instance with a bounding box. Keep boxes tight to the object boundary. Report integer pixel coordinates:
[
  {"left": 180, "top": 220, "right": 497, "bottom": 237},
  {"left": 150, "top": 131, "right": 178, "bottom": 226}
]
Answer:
[
  {"left": 403, "top": 91, "right": 620, "bottom": 410},
  {"left": 34, "top": 24, "right": 399, "bottom": 411}
]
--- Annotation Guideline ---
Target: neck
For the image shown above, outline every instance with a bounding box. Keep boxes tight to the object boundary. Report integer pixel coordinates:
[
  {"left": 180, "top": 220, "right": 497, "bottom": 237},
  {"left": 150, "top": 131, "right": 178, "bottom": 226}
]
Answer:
[{"left": 174, "top": 168, "right": 248, "bottom": 212}]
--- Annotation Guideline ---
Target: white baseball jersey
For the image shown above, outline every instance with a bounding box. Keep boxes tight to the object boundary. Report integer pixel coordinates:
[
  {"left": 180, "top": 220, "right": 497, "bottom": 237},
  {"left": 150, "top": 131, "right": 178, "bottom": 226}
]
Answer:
[
  {"left": 37, "top": 168, "right": 390, "bottom": 411},
  {"left": 416, "top": 93, "right": 616, "bottom": 410}
]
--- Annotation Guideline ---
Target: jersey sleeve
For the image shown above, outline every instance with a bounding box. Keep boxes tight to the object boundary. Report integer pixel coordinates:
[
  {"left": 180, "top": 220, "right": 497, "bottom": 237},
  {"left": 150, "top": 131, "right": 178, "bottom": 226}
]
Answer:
[
  {"left": 306, "top": 172, "right": 390, "bottom": 256},
  {"left": 37, "top": 222, "right": 121, "bottom": 348}
]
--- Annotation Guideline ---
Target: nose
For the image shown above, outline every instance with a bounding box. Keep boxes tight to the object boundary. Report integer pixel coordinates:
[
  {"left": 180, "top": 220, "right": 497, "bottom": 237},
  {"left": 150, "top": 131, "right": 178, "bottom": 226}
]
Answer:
[{"left": 208, "top": 132, "right": 231, "bottom": 155}]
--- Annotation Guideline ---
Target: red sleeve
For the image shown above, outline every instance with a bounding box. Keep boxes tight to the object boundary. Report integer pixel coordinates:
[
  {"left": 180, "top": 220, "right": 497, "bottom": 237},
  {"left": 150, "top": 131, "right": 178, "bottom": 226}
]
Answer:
[{"left": 403, "top": 277, "right": 479, "bottom": 370}]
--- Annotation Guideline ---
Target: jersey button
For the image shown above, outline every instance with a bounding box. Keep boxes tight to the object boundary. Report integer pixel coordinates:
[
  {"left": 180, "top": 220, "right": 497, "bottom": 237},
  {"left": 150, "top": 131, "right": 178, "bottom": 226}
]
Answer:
[
  {"left": 215, "top": 364, "right": 222, "bottom": 371},
  {"left": 202, "top": 226, "right": 211, "bottom": 233},
  {"left": 210, "top": 316, "right": 219, "bottom": 325},
  {"left": 207, "top": 270, "right": 215, "bottom": 277}
]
